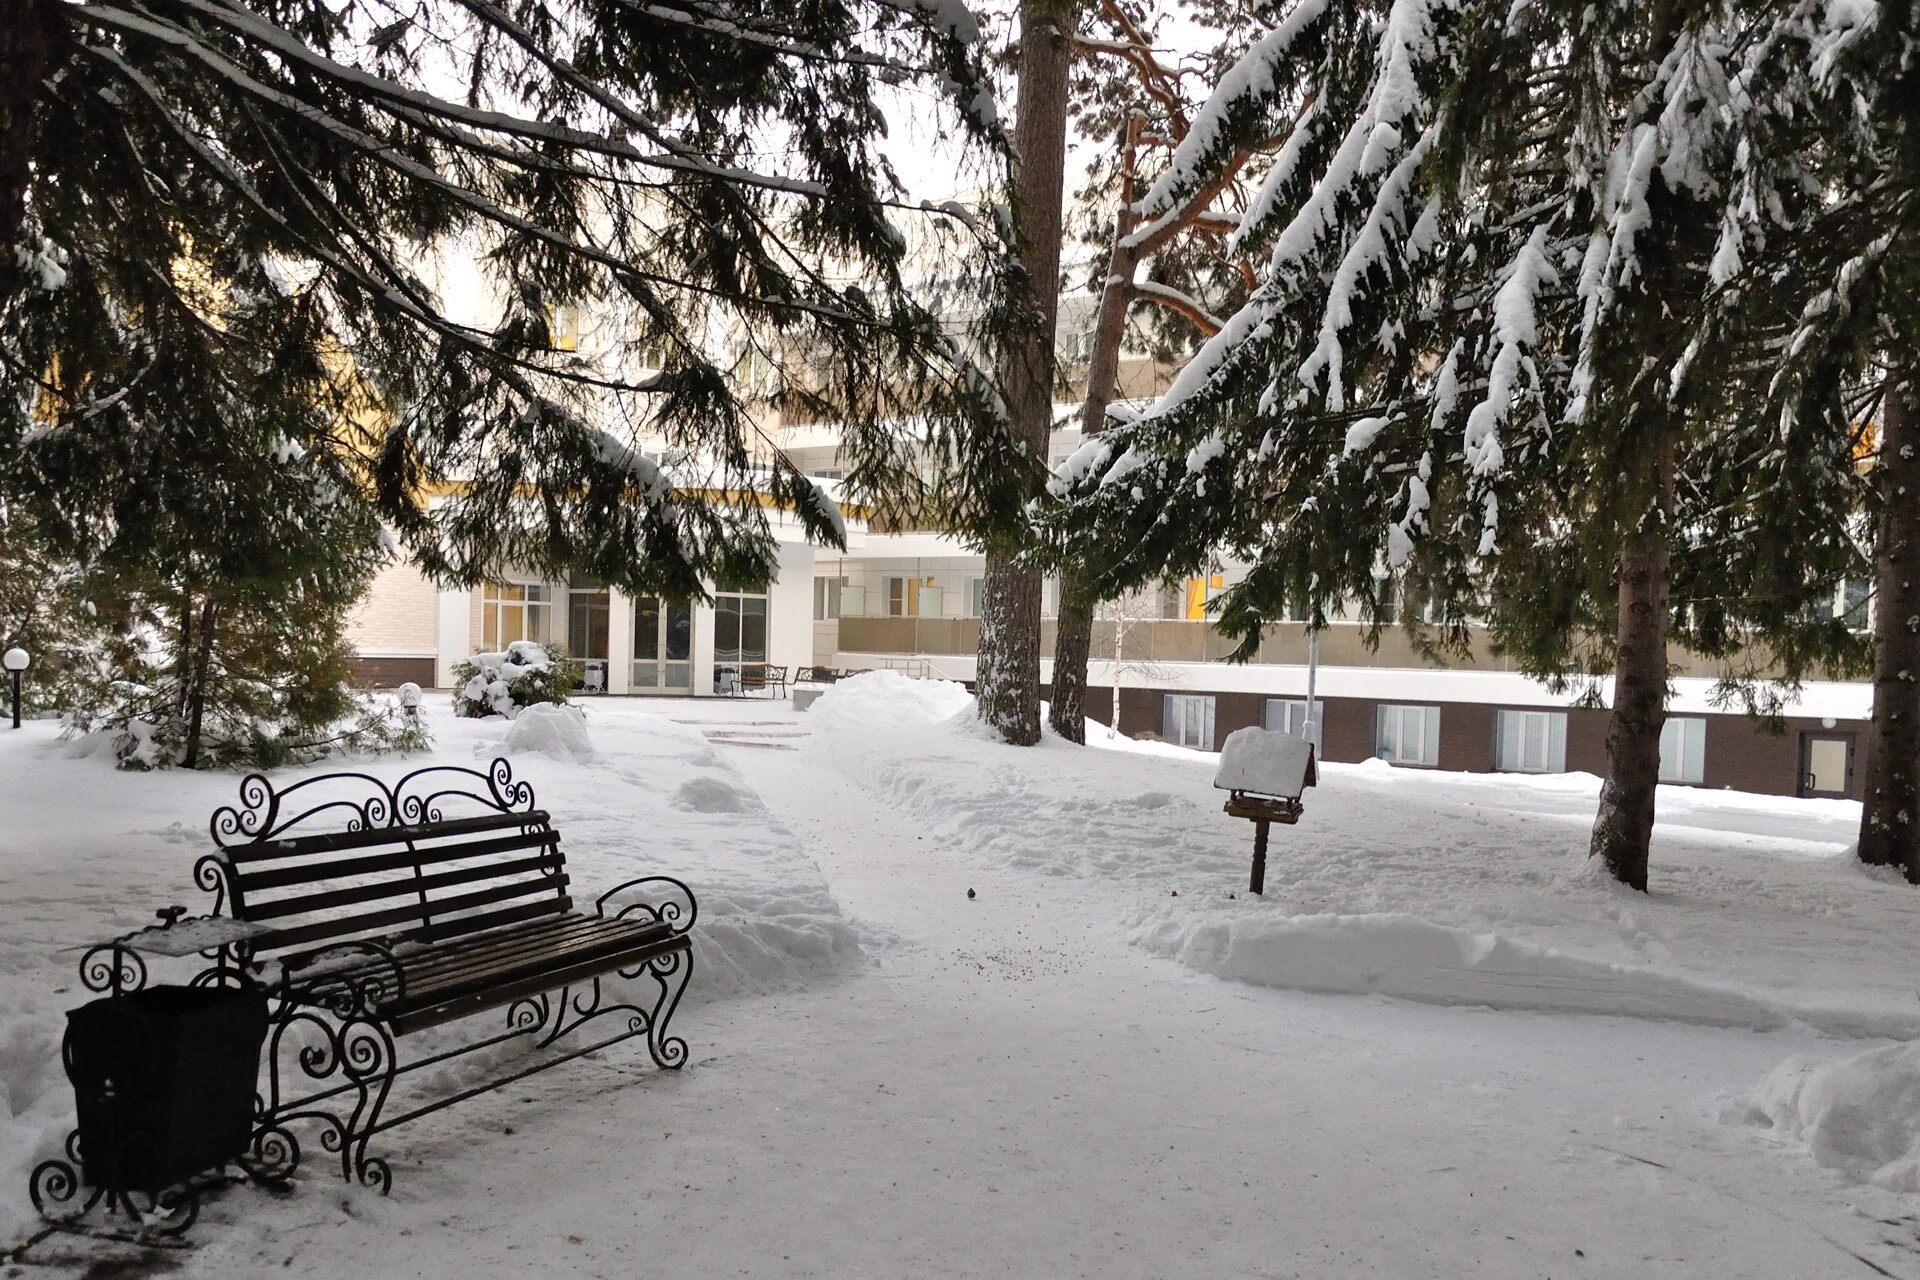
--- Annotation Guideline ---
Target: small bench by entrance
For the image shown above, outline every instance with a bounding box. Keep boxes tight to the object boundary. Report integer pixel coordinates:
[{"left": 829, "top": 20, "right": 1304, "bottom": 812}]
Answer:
[
  {"left": 191, "top": 758, "right": 697, "bottom": 1191},
  {"left": 732, "top": 663, "right": 789, "bottom": 698}
]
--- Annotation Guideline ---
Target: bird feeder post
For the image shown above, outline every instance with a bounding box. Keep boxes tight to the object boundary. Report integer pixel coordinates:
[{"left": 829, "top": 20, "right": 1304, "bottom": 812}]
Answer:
[
  {"left": 1213, "top": 726, "right": 1317, "bottom": 897},
  {"left": 1249, "top": 817, "right": 1270, "bottom": 895}
]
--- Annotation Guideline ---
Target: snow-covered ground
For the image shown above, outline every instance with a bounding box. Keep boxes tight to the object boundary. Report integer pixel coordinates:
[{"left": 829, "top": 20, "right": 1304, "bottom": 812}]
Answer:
[{"left": 4, "top": 678, "right": 1920, "bottom": 1277}]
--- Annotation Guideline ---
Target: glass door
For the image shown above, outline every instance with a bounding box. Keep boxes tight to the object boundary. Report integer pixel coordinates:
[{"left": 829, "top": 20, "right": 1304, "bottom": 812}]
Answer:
[
  {"left": 568, "top": 576, "right": 610, "bottom": 692},
  {"left": 632, "top": 597, "right": 693, "bottom": 693},
  {"left": 1798, "top": 733, "right": 1854, "bottom": 798},
  {"left": 713, "top": 584, "right": 768, "bottom": 693}
]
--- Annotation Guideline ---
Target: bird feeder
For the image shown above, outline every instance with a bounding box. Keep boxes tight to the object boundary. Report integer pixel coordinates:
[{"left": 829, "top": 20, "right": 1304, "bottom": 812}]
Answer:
[{"left": 1212, "top": 726, "right": 1317, "bottom": 895}]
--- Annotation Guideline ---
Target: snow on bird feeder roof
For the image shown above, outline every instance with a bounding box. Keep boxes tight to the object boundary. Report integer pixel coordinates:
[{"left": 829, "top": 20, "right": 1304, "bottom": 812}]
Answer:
[{"left": 1213, "top": 726, "right": 1316, "bottom": 801}]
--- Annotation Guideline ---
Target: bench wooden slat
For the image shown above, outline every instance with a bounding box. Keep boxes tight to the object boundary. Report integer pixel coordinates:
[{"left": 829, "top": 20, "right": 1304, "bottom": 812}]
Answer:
[
  {"left": 388, "top": 930, "right": 689, "bottom": 1036},
  {"left": 298, "top": 915, "right": 640, "bottom": 993},
  {"left": 228, "top": 810, "right": 553, "bottom": 862},
  {"left": 251, "top": 878, "right": 570, "bottom": 951},
  {"left": 388, "top": 919, "right": 673, "bottom": 1010},
  {"left": 243, "top": 852, "right": 562, "bottom": 921},
  {"left": 412, "top": 894, "right": 574, "bottom": 946},
  {"left": 236, "top": 829, "right": 560, "bottom": 892}
]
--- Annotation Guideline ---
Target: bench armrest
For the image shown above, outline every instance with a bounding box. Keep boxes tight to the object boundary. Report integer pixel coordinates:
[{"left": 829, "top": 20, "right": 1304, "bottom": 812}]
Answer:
[
  {"left": 596, "top": 876, "right": 698, "bottom": 936},
  {"left": 272, "top": 939, "right": 409, "bottom": 1018}
]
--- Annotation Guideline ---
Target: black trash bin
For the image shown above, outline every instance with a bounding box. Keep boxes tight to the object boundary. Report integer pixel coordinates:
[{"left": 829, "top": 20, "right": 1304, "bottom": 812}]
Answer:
[{"left": 65, "top": 985, "right": 268, "bottom": 1193}]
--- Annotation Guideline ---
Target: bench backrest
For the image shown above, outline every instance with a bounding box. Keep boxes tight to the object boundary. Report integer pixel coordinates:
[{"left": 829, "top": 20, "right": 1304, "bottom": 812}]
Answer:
[{"left": 201, "top": 759, "right": 568, "bottom": 959}]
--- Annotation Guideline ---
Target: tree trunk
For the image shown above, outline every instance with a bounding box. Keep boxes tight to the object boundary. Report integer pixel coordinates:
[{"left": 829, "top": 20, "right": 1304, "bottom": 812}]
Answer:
[
  {"left": 182, "top": 596, "right": 217, "bottom": 769},
  {"left": 1589, "top": 437, "right": 1674, "bottom": 892},
  {"left": 976, "top": 0, "right": 1075, "bottom": 747},
  {"left": 1857, "top": 377, "right": 1920, "bottom": 879},
  {"left": 1049, "top": 588, "right": 1093, "bottom": 742},
  {"left": 0, "top": 0, "right": 60, "bottom": 301},
  {"left": 1047, "top": 121, "right": 1142, "bottom": 744}
]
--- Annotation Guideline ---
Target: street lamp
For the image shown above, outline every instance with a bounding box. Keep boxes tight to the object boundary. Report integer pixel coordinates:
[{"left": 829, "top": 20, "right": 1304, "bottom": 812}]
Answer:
[
  {"left": 397, "top": 681, "right": 423, "bottom": 720},
  {"left": 3, "top": 647, "right": 29, "bottom": 730}
]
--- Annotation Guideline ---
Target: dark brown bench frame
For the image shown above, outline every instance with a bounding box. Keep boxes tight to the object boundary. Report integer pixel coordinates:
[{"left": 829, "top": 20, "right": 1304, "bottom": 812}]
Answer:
[
  {"left": 172, "top": 758, "right": 694, "bottom": 1193},
  {"left": 731, "top": 663, "right": 789, "bottom": 697}
]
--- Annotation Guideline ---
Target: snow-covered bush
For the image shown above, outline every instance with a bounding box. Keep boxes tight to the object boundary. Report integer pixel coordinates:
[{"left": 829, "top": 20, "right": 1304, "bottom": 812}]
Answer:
[
  {"left": 451, "top": 641, "right": 582, "bottom": 718},
  {"left": 56, "top": 556, "right": 433, "bottom": 771}
]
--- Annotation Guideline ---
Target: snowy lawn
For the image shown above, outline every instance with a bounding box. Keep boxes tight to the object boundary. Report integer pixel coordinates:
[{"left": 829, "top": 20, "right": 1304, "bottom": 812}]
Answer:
[
  {"left": 3, "top": 677, "right": 1919, "bottom": 1277},
  {"left": 815, "top": 675, "right": 1914, "bottom": 1038}
]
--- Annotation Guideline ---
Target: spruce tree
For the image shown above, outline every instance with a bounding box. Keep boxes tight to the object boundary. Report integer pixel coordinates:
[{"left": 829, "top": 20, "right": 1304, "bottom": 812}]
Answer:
[
  {"left": 977, "top": 0, "right": 1078, "bottom": 746},
  {"left": 1696, "top": 0, "right": 1920, "bottom": 879},
  {"left": 2, "top": 0, "right": 1021, "bottom": 612},
  {"left": 1047, "top": 0, "right": 1862, "bottom": 889},
  {"left": 1048, "top": 0, "right": 1268, "bottom": 743}
]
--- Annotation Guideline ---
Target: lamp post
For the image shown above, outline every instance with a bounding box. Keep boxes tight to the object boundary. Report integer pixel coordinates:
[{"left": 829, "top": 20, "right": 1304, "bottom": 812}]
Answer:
[
  {"left": 397, "top": 681, "right": 423, "bottom": 721},
  {"left": 4, "top": 647, "right": 29, "bottom": 730}
]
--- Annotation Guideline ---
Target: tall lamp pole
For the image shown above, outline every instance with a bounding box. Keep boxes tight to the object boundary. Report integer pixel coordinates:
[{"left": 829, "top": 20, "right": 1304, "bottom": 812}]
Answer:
[{"left": 3, "top": 648, "right": 29, "bottom": 730}]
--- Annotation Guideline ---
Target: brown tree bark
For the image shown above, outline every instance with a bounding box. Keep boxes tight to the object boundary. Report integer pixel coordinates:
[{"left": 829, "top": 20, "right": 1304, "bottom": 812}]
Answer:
[
  {"left": 182, "top": 596, "right": 217, "bottom": 769},
  {"left": 1589, "top": 436, "right": 1674, "bottom": 892},
  {"left": 977, "top": 0, "right": 1076, "bottom": 747},
  {"left": 1048, "top": 120, "right": 1143, "bottom": 744},
  {"left": 1857, "top": 376, "right": 1920, "bottom": 879}
]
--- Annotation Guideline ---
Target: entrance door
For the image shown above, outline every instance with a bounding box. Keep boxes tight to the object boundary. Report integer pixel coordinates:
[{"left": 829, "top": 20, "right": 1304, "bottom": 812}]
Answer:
[
  {"left": 568, "top": 577, "right": 611, "bottom": 692},
  {"left": 632, "top": 597, "right": 694, "bottom": 693},
  {"left": 1798, "top": 733, "right": 1855, "bottom": 798}
]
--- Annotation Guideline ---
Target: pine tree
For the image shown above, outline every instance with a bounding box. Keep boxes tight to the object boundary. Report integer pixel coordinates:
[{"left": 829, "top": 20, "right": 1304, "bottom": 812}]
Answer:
[
  {"left": 2, "top": 0, "right": 1021, "bottom": 612},
  {"left": 1695, "top": 0, "right": 1920, "bottom": 879},
  {"left": 1048, "top": 0, "right": 1270, "bottom": 743},
  {"left": 9, "top": 249, "right": 424, "bottom": 767},
  {"left": 1047, "top": 0, "right": 1864, "bottom": 889},
  {"left": 977, "top": 0, "right": 1078, "bottom": 746}
]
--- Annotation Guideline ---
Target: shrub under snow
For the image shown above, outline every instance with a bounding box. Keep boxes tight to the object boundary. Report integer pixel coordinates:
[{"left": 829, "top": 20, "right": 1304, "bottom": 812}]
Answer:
[{"left": 452, "top": 641, "right": 581, "bottom": 718}]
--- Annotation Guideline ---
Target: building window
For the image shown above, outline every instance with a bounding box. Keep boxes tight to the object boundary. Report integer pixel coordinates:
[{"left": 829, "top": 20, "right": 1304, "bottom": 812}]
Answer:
[
  {"left": 714, "top": 583, "right": 769, "bottom": 691},
  {"left": 738, "top": 344, "right": 778, "bottom": 396},
  {"left": 1265, "top": 699, "right": 1309, "bottom": 736},
  {"left": 1183, "top": 574, "right": 1225, "bottom": 621},
  {"left": 1375, "top": 704, "right": 1440, "bottom": 767},
  {"left": 1660, "top": 716, "right": 1707, "bottom": 785},
  {"left": 1277, "top": 588, "right": 1313, "bottom": 624},
  {"left": 1163, "top": 694, "right": 1216, "bottom": 751},
  {"left": 1375, "top": 577, "right": 1399, "bottom": 625},
  {"left": 547, "top": 303, "right": 582, "bottom": 351},
  {"left": 813, "top": 576, "right": 844, "bottom": 621},
  {"left": 481, "top": 582, "right": 553, "bottom": 651},
  {"left": 965, "top": 576, "right": 984, "bottom": 618},
  {"left": 1839, "top": 577, "right": 1872, "bottom": 632},
  {"left": 885, "top": 576, "right": 916, "bottom": 617},
  {"left": 1495, "top": 709, "right": 1567, "bottom": 773}
]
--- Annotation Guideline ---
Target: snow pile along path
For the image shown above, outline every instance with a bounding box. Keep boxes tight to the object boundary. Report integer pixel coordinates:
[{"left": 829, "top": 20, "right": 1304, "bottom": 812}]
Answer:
[
  {"left": 1742, "top": 1042, "right": 1920, "bottom": 1192},
  {"left": 809, "top": 675, "right": 1920, "bottom": 1036},
  {"left": 1137, "top": 910, "right": 1784, "bottom": 1026}
]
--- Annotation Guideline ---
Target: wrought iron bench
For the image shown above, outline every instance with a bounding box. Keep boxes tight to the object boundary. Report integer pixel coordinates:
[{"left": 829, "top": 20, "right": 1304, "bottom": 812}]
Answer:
[
  {"left": 119, "top": 759, "right": 694, "bottom": 1195},
  {"left": 733, "top": 663, "right": 789, "bottom": 697}
]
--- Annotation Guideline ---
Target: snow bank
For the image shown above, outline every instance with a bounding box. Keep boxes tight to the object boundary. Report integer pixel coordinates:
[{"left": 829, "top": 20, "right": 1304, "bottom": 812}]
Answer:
[
  {"left": 500, "top": 702, "right": 597, "bottom": 762},
  {"left": 1741, "top": 1043, "right": 1920, "bottom": 1191},
  {"left": 1134, "top": 909, "right": 1785, "bottom": 1028},
  {"left": 806, "top": 670, "right": 973, "bottom": 735}
]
